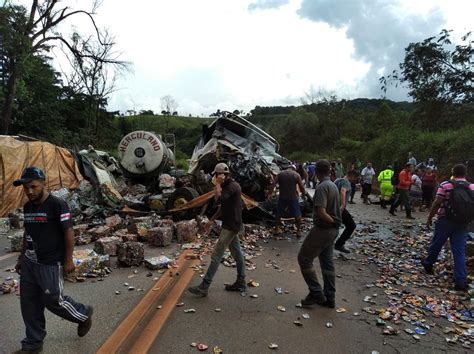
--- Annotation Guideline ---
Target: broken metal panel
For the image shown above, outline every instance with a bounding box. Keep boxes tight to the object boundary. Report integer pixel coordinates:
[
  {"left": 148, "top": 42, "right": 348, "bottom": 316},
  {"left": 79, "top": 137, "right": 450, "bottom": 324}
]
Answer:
[{"left": 189, "top": 111, "right": 290, "bottom": 203}]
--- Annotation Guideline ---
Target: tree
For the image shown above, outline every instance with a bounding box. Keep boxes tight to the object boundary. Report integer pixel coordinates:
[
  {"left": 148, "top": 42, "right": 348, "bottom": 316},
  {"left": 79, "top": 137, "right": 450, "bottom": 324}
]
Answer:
[
  {"left": 380, "top": 30, "right": 473, "bottom": 104},
  {"left": 63, "top": 31, "right": 130, "bottom": 136},
  {"left": 160, "top": 95, "right": 178, "bottom": 116},
  {"left": 300, "top": 86, "right": 336, "bottom": 105},
  {"left": 0, "top": 0, "right": 114, "bottom": 134}
]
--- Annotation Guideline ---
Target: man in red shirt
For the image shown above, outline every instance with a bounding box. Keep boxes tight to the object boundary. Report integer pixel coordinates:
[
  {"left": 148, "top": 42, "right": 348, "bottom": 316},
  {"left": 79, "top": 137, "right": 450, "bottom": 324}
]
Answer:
[{"left": 389, "top": 163, "right": 414, "bottom": 219}]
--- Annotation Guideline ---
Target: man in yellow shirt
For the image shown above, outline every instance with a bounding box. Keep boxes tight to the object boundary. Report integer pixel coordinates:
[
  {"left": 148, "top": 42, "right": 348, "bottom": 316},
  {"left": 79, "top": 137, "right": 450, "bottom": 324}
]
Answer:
[{"left": 378, "top": 165, "right": 394, "bottom": 209}]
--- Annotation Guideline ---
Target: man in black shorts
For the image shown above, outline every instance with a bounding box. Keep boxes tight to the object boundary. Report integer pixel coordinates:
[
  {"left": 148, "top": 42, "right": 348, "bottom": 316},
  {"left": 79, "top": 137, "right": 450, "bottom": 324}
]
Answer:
[
  {"left": 14, "top": 167, "right": 93, "bottom": 353},
  {"left": 274, "top": 164, "right": 306, "bottom": 237}
]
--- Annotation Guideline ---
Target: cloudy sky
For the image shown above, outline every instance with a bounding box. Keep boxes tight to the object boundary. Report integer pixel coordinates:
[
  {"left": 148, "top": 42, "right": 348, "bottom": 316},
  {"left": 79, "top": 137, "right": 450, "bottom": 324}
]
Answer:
[{"left": 50, "top": 0, "right": 474, "bottom": 115}]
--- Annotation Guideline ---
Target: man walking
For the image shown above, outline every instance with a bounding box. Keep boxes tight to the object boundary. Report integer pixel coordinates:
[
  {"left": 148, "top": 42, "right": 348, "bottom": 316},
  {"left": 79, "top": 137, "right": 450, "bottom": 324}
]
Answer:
[
  {"left": 273, "top": 164, "right": 306, "bottom": 237},
  {"left": 378, "top": 165, "right": 394, "bottom": 209},
  {"left": 389, "top": 163, "right": 414, "bottom": 219},
  {"left": 14, "top": 167, "right": 92, "bottom": 354},
  {"left": 188, "top": 163, "right": 246, "bottom": 296},
  {"left": 422, "top": 164, "right": 474, "bottom": 292},
  {"left": 298, "top": 160, "right": 341, "bottom": 308},
  {"left": 360, "top": 162, "right": 376, "bottom": 204},
  {"left": 334, "top": 170, "right": 358, "bottom": 253}
]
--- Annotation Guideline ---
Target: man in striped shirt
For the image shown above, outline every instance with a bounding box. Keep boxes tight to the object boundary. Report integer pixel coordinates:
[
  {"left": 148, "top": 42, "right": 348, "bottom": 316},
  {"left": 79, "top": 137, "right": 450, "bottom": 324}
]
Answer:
[
  {"left": 13, "top": 167, "right": 93, "bottom": 353},
  {"left": 422, "top": 164, "right": 474, "bottom": 292}
]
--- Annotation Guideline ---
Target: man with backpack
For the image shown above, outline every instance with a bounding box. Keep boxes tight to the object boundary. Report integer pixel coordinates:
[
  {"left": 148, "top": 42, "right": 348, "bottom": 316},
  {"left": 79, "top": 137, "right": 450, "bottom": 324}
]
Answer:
[{"left": 422, "top": 164, "right": 474, "bottom": 292}]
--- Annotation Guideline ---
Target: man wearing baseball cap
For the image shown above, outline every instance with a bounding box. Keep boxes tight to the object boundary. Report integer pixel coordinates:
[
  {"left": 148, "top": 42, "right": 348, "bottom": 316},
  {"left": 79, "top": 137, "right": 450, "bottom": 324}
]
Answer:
[
  {"left": 13, "top": 167, "right": 93, "bottom": 353},
  {"left": 188, "top": 162, "right": 247, "bottom": 296}
]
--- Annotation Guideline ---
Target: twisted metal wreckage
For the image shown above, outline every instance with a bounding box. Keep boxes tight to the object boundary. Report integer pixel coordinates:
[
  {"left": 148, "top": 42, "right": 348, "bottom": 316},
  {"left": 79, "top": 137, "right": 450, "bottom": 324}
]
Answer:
[{"left": 1, "top": 112, "right": 313, "bottom": 222}]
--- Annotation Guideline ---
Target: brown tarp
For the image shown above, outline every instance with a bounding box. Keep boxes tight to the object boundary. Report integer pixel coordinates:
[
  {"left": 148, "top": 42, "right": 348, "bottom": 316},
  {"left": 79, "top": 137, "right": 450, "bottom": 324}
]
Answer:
[{"left": 0, "top": 136, "right": 83, "bottom": 217}]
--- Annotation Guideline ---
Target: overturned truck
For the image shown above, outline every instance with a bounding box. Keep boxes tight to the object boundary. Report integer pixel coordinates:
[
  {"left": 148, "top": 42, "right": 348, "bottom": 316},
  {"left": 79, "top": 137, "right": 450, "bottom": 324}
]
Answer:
[
  {"left": 189, "top": 111, "right": 289, "bottom": 201},
  {"left": 170, "top": 111, "right": 312, "bottom": 221},
  {"left": 116, "top": 112, "right": 310, "bottom": 221}
]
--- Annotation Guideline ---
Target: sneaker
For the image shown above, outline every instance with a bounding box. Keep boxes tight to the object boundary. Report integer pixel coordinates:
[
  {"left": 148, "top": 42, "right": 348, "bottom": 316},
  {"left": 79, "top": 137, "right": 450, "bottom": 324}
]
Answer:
[
  {"left": 225, "top": 279, "right": 247, "bottom": 292},
  {"left": 335, "top": 245, "right": 350, "bottom": 253},
  {"left": 389, "top": 210, "right": 396, "bottom": 216},
  {"left": 188, "top": 284, "right": 208, "bottom": 297},
  {"left": 422, "top": 262, "right": 434, "bottom": 275},
  {"left": 454, "top": 283, "right": 468, "bottom": 292},
  {"left": 349, "top": 201, "right": 355, "bottom": 204},
  {"left": 406, "top": 215, "right": 415, "bottom": 220},
  {"left": 301, "top": 293, "right": 326, "bottom": 307},
  {"left": 77, "top": 306, "right": 93, "bottom": 337}
]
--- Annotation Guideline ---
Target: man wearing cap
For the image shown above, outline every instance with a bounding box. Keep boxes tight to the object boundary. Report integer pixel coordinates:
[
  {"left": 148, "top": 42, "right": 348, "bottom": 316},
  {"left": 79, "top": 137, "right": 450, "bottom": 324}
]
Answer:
[
  {"left": 273, "top": 164, "right": 306, "bottom": 237},
  {"left": 13, "top": 167, "right": 93, "bottom": 354},
  {"left": 188, "top": 163, "right": 246, "bottom": 296}
]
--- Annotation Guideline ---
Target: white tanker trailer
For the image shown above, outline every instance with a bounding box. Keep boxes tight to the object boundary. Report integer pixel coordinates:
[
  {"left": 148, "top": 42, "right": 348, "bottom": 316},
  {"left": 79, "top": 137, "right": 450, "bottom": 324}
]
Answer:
[{"left": 118, "top": 131, "right": 175, "bottom": 178}]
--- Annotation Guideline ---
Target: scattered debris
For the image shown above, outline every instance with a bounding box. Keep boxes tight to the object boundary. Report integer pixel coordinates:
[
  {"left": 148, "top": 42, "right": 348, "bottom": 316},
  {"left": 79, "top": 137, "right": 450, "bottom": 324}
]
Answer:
[{"left": 144, "top": 256, "right": 172, "bottom": 270}]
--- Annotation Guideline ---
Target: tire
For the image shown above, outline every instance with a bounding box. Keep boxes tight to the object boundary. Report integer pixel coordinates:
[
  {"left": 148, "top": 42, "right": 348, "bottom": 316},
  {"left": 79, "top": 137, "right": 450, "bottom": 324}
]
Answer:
[{"left": 166, "top": 187, "right": 200, "bottom": 221}]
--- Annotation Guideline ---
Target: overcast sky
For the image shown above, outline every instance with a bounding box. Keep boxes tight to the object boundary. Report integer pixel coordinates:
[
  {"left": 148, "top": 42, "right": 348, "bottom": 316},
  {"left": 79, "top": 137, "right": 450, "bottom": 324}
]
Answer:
[{"left": 45, "top": 0, "right": 474, "bottom": 115}]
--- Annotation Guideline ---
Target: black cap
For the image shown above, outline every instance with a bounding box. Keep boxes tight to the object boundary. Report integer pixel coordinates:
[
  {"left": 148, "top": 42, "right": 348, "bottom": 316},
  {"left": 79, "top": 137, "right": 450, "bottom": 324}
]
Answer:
[{"left": 13, "top": 167, "right": 46, "bottom": 186}]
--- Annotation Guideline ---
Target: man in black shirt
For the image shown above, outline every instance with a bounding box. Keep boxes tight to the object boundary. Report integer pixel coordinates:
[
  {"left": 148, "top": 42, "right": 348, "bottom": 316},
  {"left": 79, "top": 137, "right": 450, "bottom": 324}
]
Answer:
[
  {"left": 13, "top": 167, "right": 93, "bottom": 354},
  {"left": 188, "top": 163, "right": 246, "bottom": 297}
]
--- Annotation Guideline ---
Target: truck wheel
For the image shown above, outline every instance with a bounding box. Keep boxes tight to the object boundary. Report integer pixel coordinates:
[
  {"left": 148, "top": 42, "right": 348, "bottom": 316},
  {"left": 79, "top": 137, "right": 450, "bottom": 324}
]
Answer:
[{"left": 167, "top": 187, "right": 200, "bottom": 221}]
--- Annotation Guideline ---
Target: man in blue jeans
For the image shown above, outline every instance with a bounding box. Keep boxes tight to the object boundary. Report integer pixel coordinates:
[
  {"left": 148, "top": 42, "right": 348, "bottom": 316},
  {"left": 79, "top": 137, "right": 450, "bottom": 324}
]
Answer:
[
  {"left": 188, "top": 163, "right": 246, "bottom": 296},
  {"left": 422, "top": 164, "right": 474, "bottom": 292}
]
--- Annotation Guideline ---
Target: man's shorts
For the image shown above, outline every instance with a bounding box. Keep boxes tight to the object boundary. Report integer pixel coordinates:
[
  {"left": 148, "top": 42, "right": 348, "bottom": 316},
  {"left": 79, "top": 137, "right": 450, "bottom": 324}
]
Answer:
[{"left": 277, "top": 198, "right": 301, "bottom": 218}]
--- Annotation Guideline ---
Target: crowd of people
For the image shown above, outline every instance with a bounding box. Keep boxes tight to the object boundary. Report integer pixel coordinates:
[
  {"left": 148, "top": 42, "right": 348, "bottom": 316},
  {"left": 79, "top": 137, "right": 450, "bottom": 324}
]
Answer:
[
  {"left": 10, "top": 156, "right": 473, "bottom": 353},
  {"left": 185, "top": 153, "right": 473, "bottom": 307}
]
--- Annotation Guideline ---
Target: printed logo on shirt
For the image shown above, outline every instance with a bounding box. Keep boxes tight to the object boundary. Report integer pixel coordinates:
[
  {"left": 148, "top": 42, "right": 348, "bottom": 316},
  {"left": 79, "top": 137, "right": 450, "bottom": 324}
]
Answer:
[
  {"left": 24, "top": 212, "right": 48, "bottom": 223},
  {"left": 60, "top": 213, "right": 71, "bottom": 222},
  {"left": 44, "top": 289, "right": 51, "bottom": 294}
]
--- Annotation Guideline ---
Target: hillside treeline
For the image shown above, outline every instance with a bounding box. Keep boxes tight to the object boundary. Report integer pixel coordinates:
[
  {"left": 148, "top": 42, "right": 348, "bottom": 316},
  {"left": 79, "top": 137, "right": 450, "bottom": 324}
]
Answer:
[{"left": 249, "top": 99, "right": 473, "bottom": 175}]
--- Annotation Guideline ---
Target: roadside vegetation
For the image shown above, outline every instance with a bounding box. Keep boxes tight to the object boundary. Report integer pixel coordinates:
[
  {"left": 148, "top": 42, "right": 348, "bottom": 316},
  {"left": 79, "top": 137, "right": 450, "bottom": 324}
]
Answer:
[{"left": 1, "top": 3, "right": 472, "bottom": 176}]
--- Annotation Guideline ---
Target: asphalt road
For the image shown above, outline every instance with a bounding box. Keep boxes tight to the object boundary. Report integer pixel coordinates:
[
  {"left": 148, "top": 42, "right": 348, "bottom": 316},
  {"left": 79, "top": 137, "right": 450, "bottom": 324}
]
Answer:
[
  {"left": 1, "top": 196, "right": 471, "bottom": 353},
  {"left": 152, "top": 201, "right": 468, "bottom": 354},
  {"left": 0, "top": 232, "right": 181, "bottom": 354}
]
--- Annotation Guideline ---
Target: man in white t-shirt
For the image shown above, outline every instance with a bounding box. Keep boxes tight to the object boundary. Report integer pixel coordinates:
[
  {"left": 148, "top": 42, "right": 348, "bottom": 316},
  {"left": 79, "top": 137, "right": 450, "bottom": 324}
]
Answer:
[{"left": 360, "top": 162, "right": 376, "bottom": 204}]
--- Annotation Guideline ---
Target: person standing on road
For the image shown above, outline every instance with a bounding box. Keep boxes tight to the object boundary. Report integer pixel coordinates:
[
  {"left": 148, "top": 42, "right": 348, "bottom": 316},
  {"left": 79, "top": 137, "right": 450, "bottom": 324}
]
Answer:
[
  {"left": 335, "top": 158, "right": 344, "bottom": 179},
  {"left": 389, "top": 163, "right": 414, "bottom": 219},
  {"left": 408, "top": 152, "right": 417, "bottom": 172},
  {"left": 360, "top": 162, "right": 376, "bottom": 204},
  {"left": 348, "top": 162, "right": 359, "bottom": 204},
  {"left": 188, "top": 163, "right": 246, "bottom": 296},
  {"left": 422, "top": 164, "right": 474, "bottom": 292},
  {"left": 421, "top": 167, "right": 437, "bottom": 211},
  {"left": 377, "top": 165, "right": 394, "bottom": 209},
  {"left": 13, "top": 167, "right": 93, "bottom": 354},
  {"left": 297, "top": 163, "right": 309, "bottom": 188},
  {"left": 273, "top": 164, "right": 306, "bottom": 238},
  {"left": 298, "top": 159, "right": 341, "bottom": 309},
  {"left": 334, "top": 170, "right": 358, "bottom": 253},
  {"left": 307, "top": 163, "right": 316, "bottom": 188},
  {"left": 410, "top": 169, "right": 423, "bottom": 212}
]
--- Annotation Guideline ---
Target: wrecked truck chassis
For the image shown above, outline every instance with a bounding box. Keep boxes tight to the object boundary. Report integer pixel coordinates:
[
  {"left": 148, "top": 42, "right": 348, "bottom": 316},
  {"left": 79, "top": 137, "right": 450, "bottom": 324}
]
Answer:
[
  {"left": 188, "top": 111, "right": 288, "bottom": 202},
  {"left": 164, "top": 112, "right": 312, "bottom": 221}
]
